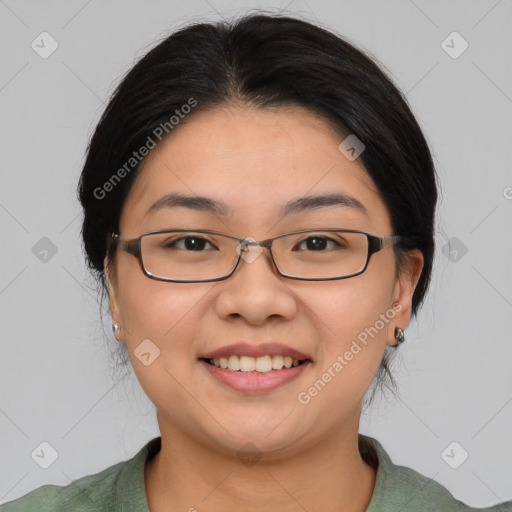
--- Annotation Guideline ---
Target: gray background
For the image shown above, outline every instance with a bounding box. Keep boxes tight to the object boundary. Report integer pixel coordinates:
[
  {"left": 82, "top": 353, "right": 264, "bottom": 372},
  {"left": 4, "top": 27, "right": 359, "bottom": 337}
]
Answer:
[{"left": 1, "top": 0, "right": 511, "bottom": 507}]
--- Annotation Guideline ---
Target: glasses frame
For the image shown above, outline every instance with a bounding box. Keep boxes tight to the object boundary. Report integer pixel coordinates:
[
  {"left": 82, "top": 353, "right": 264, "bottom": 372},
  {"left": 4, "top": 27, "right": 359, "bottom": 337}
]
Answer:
[{"left": 110, "top": 228, "right": 409, "bottom": 283}]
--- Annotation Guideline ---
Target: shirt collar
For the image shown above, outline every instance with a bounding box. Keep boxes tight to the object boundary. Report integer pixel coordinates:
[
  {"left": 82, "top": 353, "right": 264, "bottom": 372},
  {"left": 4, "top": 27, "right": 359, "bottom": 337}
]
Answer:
[{"left": 114, "top": 436, "right": 161, "bottom": 511}]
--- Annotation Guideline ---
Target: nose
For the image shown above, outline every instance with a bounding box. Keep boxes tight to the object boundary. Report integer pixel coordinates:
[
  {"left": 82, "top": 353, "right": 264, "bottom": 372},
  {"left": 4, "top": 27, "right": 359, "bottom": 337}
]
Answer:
[{"left": 214, "top": 242, "right": 297, "bottom": 325}]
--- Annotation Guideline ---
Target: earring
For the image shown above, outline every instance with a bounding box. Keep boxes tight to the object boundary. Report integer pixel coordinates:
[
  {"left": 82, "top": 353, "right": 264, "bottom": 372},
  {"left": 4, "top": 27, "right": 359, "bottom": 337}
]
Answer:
[
  {"left": 394, "top": 327, "right": 405, "bottom": 346},
  {"left": 112, "top": 323, "right": 121, "bottom": 340}
]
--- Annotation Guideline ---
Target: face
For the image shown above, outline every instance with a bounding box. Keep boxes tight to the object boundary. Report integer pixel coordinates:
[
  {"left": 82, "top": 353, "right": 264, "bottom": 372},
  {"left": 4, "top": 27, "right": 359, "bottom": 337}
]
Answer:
[{"left": 107, "top": 103, "right": 423, "bottom": 459}]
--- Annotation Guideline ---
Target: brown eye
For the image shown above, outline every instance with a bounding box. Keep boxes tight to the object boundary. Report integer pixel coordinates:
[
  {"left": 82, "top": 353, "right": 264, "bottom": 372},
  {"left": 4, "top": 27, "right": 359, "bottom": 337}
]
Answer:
[
  {"left": 292, "top": 236, "right": 345, "bottom": 251},
  {"left": 162, "top": 236, "right": 215, "bottom": 251}
]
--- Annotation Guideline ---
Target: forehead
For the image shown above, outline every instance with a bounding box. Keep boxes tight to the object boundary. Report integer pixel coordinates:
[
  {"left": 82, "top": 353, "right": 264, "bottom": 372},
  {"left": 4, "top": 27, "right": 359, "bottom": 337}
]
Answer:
[{"left": 120, "top": 104, "right": 390, "bottom": 233}]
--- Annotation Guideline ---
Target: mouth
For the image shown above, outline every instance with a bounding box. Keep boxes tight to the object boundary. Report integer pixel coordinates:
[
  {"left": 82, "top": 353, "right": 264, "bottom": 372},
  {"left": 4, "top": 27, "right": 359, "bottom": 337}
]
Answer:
[
  {"left": 199, "top": 355, "right": 312, "bottom": 373},
  {"left": 198, "top": 342, "right": 313, "bottom": 393},
  {"left": 198, "top": 357, "right": 312, "bottom": 394}
]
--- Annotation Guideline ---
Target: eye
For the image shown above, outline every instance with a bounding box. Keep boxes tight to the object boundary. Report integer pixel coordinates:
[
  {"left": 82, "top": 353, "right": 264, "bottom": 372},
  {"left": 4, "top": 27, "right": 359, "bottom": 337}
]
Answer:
[
  {"left": 293, "top": 235, "right": 346, "bottom": 251},
  {"left": 162, "top": 235, "right": 217, "bottom": 251}
]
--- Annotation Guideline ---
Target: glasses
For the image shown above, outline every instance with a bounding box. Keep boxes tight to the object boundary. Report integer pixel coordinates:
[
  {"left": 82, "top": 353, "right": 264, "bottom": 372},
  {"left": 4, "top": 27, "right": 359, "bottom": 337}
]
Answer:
[{"left": 110, "top": 228, "right": 409, "bottom": 283}]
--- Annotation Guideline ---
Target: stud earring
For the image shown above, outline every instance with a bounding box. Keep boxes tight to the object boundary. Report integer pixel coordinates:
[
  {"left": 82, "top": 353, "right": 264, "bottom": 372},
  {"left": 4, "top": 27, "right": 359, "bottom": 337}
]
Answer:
[
  {"left": 394, "top": 327, "right": 405, "bottom": 346},
  {"left": 112, "top": 323, "right": 121, "bottom": 340}
]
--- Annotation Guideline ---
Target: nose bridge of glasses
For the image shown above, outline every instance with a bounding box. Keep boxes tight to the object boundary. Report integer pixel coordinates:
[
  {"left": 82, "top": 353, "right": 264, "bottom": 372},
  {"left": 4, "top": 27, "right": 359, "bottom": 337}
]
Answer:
[
  {"left": 232, "top": 236, "right": 279, "bottom": 275},
  {"left": 238, "top": 236, "right": 273, "bottom": 250}
]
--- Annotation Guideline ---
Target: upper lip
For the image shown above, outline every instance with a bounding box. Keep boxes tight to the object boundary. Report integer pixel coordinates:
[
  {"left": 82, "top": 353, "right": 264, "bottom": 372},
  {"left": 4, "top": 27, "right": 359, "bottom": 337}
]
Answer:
[{"left": 200, "top": 342, "right": 312, "bottom": 361}]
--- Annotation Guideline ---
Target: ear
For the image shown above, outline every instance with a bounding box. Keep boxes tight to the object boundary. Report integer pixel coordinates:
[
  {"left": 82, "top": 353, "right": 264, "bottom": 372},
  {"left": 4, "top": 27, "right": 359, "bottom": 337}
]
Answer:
[
  {"left": 104, "top": 254, "right": 125, "bottom": 343},
  {"left": 388, "top": 249, "right": 424, "bottom": 347}
]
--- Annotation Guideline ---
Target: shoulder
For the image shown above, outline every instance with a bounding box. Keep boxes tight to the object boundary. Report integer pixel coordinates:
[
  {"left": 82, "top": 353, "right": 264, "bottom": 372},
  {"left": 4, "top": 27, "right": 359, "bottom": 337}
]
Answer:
[
  {"left": 361, "top": 435, "right": 512, "bottom": 512},
  {"left": 0, "top": 459, "right": 126, "bottom": 512},
  {"left": 0, "top": 437, "right": 160, "bottom": 512}
]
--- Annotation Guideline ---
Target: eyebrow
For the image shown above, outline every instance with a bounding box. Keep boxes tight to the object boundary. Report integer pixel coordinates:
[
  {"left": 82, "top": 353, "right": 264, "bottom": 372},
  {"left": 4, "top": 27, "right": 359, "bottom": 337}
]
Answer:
[{"left": 146, "top": 192, "right": 368, "bottom": 218}]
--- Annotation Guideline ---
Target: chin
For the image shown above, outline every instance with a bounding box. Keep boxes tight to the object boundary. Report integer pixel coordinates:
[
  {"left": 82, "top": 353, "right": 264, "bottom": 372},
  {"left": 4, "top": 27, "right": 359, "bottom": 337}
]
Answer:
[{"left": 197, "top": 415, "right": 308, "bottom": 458}]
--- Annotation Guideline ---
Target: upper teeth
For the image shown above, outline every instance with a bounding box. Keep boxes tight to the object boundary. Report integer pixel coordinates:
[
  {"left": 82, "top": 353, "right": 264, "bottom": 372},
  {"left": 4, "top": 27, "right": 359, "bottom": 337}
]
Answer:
[{"left": 209, "top": 355, "right": 301, "bottom": 372}]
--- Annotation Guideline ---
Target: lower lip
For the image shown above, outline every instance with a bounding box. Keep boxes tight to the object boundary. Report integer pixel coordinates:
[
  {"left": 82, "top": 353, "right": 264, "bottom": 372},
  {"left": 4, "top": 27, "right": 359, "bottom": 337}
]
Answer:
[{"left": 199, "top": 360, "right": 311, "bottom": 394}]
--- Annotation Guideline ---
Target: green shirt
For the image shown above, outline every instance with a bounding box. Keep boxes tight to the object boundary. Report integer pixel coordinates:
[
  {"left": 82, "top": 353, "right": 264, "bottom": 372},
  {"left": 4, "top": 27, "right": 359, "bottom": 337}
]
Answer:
[{"left": 2, "top": 435, "right": 510, "bottom": 511}]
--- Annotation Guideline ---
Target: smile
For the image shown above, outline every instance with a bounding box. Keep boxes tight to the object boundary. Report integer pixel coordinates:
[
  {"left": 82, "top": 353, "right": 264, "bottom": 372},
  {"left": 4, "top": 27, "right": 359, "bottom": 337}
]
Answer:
[
  {"left": 203, "top": 354, "right": 309, "bottom": 373},
  {"left": 199, "top": 357, "right": 312, "bottom": 394}
]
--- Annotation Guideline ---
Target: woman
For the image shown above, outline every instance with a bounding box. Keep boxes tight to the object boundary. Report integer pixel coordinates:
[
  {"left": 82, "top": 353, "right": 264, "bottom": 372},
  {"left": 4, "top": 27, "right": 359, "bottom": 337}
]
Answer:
[{"left": 2, "top": 11, "right": 510, "bottom": 512}]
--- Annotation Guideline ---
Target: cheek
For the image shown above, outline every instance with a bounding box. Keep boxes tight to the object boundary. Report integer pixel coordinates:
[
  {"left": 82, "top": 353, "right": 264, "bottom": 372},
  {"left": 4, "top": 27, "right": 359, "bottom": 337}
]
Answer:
[
  {"left": 296, "top": 313, "right": 389, "bottom": 423},
  {"left": 116, "top": 273, "right": 212, "bottom": 356},
  {"left": 115, "top": 279, "right": 210, "bottom": 408},
  {"left": 300, "top": 274, "right": 394, "bottom": 403},
  {"left": 310, "top": 272, "right": 394, "bottom": 347},
  {"left": 115, "top": 276, "right": 226, "bottom": 401}
]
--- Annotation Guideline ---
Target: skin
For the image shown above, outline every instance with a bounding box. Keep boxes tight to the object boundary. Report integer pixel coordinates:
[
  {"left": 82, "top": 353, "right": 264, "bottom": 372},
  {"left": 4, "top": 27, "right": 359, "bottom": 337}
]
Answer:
[{"left": 106, "top": 103, "right": 424, "bottom": 512}]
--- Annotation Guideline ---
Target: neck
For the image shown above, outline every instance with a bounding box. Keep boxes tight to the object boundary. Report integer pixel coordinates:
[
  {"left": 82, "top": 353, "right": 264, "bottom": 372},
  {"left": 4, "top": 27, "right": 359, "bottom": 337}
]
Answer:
[{"left": 145, "top": 415, "right": 377, "bottom": 512}]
